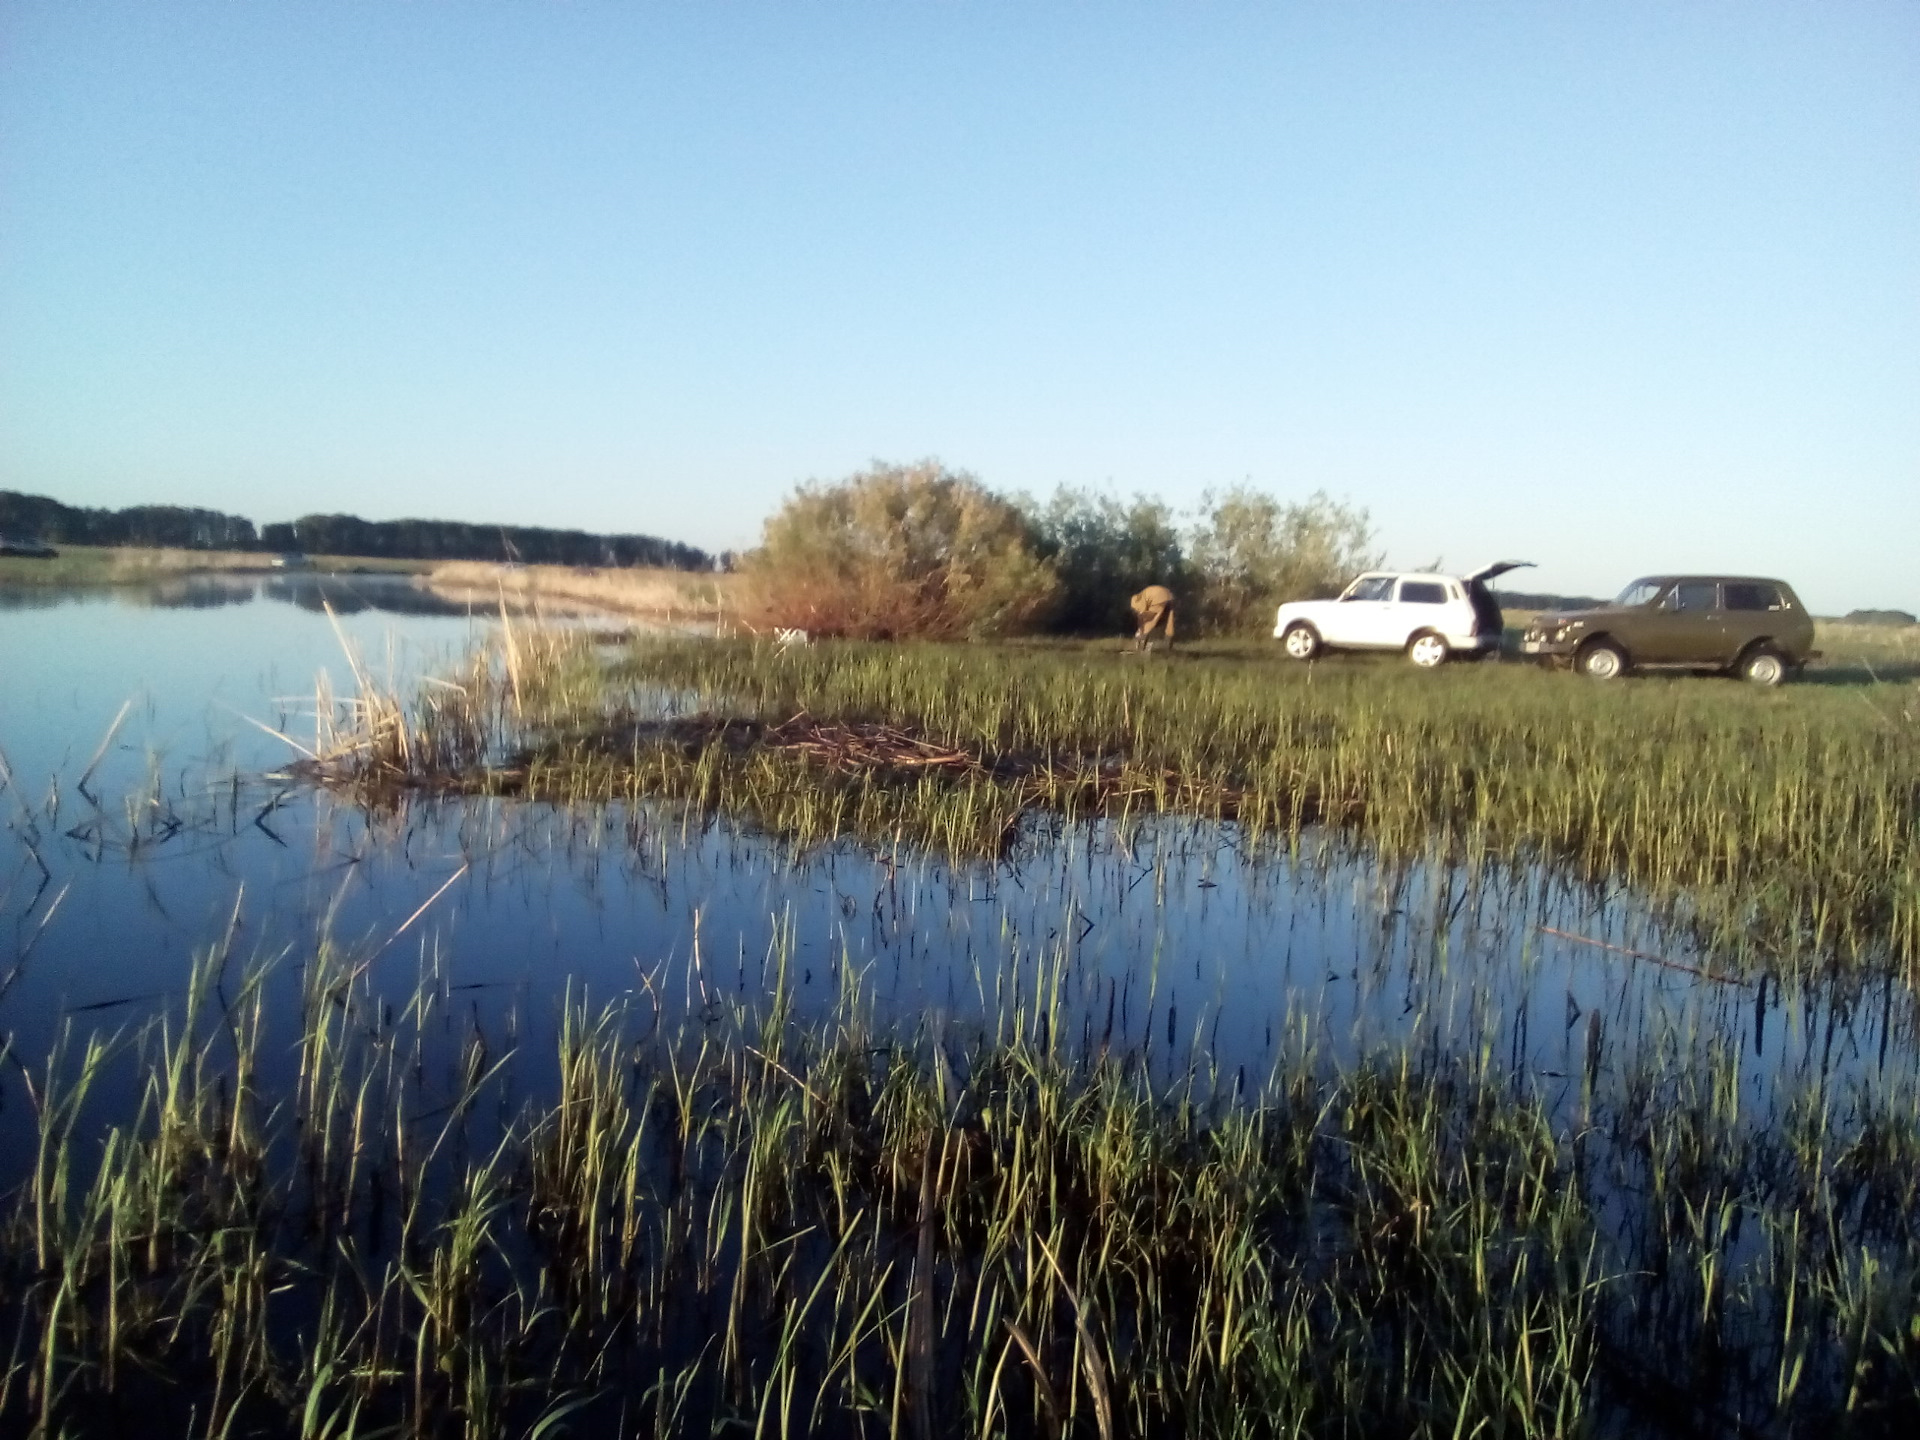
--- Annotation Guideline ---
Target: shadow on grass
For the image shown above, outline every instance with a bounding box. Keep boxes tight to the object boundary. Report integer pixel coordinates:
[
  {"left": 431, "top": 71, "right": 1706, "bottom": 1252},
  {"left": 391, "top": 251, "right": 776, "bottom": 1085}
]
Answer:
[{"left": 1798, "top": 660, "right": 1920, "bottom": 687}]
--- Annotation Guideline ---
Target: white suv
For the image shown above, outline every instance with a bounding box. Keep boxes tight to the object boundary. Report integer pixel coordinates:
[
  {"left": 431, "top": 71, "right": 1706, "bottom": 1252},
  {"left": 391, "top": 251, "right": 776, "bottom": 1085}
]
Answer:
[{"left": 1273, "top": 563, "right": 1531, "bottom": 667}]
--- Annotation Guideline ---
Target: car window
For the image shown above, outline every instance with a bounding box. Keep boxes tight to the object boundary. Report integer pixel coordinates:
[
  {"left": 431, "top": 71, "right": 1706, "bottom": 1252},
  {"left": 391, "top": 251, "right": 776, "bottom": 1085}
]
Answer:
[
  {"left": 1665, "top": 581, "right": 1719, "bottom": 613},
  {"left": 1722, "top": 582, "right": 1781, "bottom": 612},
  {"left": 1341, "top": 576, "right": 1394, "bottom": 602},
  {"left": 1616, "top": 579, "right": 1664, "bottom": 607},
  {"left": 1397, "top": 580, "right": 1447, "bottom": 605}
]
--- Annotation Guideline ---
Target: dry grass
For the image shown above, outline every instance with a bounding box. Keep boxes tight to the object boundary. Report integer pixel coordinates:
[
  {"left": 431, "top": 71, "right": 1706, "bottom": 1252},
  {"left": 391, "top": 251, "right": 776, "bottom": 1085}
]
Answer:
[
  {"left": 0, "top": 545, "right": 430, "bottom": 587},
  {"left": 0, "top": 545, "right": 270, "bottom": 587},
  {"left": 425, "top": 560, "right": 736, "bottom": 624},
  {"left": 1815, "top": 619, "right": 1920, "bottom": 667}
]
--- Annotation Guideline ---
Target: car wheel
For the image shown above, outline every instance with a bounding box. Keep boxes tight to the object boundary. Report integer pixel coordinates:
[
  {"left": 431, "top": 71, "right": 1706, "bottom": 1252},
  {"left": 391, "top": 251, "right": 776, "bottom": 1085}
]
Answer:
[
  {"left": 1407, "top": 633, "right": 1450, "bottom": 669},
  {"left": 1281, "top": 623, "right": 1321, "bottom": 661},
  {"left": 1576, "top": 640, "right": 1627, "bottom": 680},
  {"left": 1739, "top": 647, "right": 1787, "bottom": 686}
]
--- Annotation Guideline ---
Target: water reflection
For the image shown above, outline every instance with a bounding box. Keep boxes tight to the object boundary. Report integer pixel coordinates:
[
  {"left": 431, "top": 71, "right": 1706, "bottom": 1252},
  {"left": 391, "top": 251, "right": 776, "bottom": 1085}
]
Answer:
[{"left": 4, "top": 783, "right": 1914, "bottom": 1143}]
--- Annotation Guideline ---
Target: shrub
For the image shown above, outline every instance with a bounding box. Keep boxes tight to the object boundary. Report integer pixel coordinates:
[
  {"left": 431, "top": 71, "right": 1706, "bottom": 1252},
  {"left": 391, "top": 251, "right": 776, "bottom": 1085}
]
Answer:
[
  {"left": 741, "top": 461, "right": 1060, "bottom": 640},
  {"left": 1023, "top": 486, "right": 1190, "bottom": 635},
  {"left": 1188, "top": 487, "right": 1381, "bottom": 634}
]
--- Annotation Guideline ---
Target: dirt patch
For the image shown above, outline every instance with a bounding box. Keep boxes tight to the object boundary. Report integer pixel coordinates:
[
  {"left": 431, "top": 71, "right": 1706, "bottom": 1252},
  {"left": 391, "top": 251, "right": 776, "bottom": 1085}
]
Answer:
[{"left": 580, "top": 710, "right": 1258, "bottom": 816}]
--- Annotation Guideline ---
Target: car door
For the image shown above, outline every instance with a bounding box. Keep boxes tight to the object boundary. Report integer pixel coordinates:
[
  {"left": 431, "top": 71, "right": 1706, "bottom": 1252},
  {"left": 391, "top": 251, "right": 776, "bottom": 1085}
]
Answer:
[
  {"left": 1391, "top": 578, "right": 1451, "bottom": 645},
  {"left": 1642, "top": 580, "right": 1725, "bottom": 663},
  {"left": 1719, "top": 581, "right": 1781, "bottom": 659},
  {"left": 1322, "top": 575, "right": 1394, "bottom": 646}
]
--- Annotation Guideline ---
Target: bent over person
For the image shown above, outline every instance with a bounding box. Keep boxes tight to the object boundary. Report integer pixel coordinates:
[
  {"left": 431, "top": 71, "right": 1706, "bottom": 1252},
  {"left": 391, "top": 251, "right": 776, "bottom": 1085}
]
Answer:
[{"left": 1129, "top": 584, "right": 1176, "bottom": 652}]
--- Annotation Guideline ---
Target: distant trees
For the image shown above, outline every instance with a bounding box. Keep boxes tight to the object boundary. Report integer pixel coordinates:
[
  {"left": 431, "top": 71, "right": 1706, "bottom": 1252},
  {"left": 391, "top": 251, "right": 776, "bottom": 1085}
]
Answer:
[
  {"left": 742, "top": 461, "right": 1059, "bottom": 639},
  {"left": 260, "top": 515, "right": 708, "bottom": 569},
  {"left": 1844, "top": 609, "right": 1917, "bottom": 627},
  {"left": 1492, "top": 589, "right": 1607, "bottom": 613},
  {"left": 0, "top": 489, "right": 710, "bottom": 570},
  {"left": 0, "top": 491, "right": 257, "bottom": 549}
]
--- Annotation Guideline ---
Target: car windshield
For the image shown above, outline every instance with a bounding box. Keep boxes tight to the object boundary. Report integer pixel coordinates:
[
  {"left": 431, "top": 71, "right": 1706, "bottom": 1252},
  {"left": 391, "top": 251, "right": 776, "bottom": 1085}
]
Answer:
[
  {"left": 1340, "top": 575, "right": 1395, "bottom": 602},
  {"left": 1615, "top": 578, "right": 1665, "bottom": 607}
]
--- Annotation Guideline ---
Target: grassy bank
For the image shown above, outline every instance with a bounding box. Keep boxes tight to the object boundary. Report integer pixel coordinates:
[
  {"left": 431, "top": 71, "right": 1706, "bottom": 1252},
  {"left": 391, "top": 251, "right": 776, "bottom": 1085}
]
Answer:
[
  {"left": 3, "top": 941, "right": 1916, "bottom": 1437},
  {"left": 0, "top": 545, "right": 428, "bottom": 587},
  {"left": 424, "top": 560, "right": 735, "bottom": 623}
]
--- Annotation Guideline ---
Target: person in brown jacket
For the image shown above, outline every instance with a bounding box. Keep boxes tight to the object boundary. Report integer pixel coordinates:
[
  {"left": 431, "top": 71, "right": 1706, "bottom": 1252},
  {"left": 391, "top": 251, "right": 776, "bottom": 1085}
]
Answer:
[{"left": 1129, "top": 584, "right": 1176, "bottom": 652}]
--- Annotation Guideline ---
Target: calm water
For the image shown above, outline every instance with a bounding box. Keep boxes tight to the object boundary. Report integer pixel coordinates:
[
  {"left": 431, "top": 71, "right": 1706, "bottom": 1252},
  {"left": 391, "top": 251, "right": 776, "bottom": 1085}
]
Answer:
[{"left": 1, "top": 578, "right": 1913, "bottom": 1156}]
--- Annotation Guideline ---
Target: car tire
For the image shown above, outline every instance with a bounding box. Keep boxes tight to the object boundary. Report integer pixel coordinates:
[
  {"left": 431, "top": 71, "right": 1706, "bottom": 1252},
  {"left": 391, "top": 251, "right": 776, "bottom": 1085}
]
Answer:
[
  {"left": 1281, "top": 623, "right": 1321, "bottom": 661},
  {"left": 1739, "top": 647, "right": 1787, "bottom": 686},
  {"left": 1576, "top": 639, "right": 1627, "bottom": 680},
  {"left": 1407, "top": 633, "right": 1450, "bottom": 669}
]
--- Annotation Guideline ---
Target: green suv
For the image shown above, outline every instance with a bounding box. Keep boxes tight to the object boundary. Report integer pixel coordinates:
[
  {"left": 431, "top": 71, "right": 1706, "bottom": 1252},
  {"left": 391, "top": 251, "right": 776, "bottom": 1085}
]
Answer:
[{"left": 1520, "top": 576, "right": 1818, "bottom": 684}]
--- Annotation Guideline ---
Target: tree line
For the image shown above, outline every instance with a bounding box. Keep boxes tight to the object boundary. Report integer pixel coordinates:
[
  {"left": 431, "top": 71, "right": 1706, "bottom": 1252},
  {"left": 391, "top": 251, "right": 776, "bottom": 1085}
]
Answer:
[
  {"left": 0, "top": 492, "right": 261, "bottom": 551},
  {"left": 740, "top": 460, "right": 1387, "bottom": 640},
  {"left": 0, "top": 490, "right": 711, "bottom": 570}
]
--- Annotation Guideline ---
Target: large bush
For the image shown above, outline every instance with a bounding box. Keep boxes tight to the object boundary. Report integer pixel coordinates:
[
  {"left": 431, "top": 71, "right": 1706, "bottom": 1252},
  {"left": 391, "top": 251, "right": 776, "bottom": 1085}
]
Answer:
[
  {"left": 1024, "top": 486, "right": 1189, "bottom": 635},
  {"left": 1188, "top": 487, "right": 1381, "bottom": 634},
  {"left": 742, "top": 461, "right": 1060, "bottom": 639}
]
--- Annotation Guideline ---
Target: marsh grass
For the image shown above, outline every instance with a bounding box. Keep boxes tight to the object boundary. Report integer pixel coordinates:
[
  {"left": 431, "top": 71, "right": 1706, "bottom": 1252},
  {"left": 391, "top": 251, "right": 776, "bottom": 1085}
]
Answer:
[
  {"left": 295, "top": 610, "right": 612, "bottom": 793},
  {"left": 299, "top": 629, "right": 1919, "bottom": 975},
  {"left": 609, "top": 639, "right": 1920, "bottom": 975},
  {"left": 3, "top": 928, "right": 1919, "bottom": 1437}
]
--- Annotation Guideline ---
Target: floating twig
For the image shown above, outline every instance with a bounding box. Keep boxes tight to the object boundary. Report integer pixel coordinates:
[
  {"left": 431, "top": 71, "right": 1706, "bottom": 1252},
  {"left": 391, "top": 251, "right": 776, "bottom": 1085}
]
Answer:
[{"left": 1536, "top": 924, "right": 1747, "bottom": 986}]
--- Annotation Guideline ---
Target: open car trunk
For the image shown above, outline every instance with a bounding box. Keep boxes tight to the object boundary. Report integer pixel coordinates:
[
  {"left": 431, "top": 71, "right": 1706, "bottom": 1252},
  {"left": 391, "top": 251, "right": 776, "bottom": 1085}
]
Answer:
[{"left": 1464, "top": 561, "right": 1533, "bottom": 639}]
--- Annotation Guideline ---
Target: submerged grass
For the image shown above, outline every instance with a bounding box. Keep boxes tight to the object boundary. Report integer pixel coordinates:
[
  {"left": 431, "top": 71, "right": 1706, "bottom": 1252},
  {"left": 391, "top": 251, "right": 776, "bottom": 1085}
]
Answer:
[{"left": 3, "top": 934, "right": 1919, "bottom": 1438}]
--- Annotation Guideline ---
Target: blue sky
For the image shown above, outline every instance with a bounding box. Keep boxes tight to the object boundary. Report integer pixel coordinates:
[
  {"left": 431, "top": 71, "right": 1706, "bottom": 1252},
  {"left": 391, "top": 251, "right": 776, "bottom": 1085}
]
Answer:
[{"left": 2, "top": 2, "right": 1914, "bottom": 611}]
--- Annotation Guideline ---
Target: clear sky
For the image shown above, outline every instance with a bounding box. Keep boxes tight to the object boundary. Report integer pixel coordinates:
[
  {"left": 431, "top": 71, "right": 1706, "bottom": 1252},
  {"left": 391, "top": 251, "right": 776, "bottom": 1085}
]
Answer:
[{"left": 2, "top": 2, "right": 1914, "bottom": 611}]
